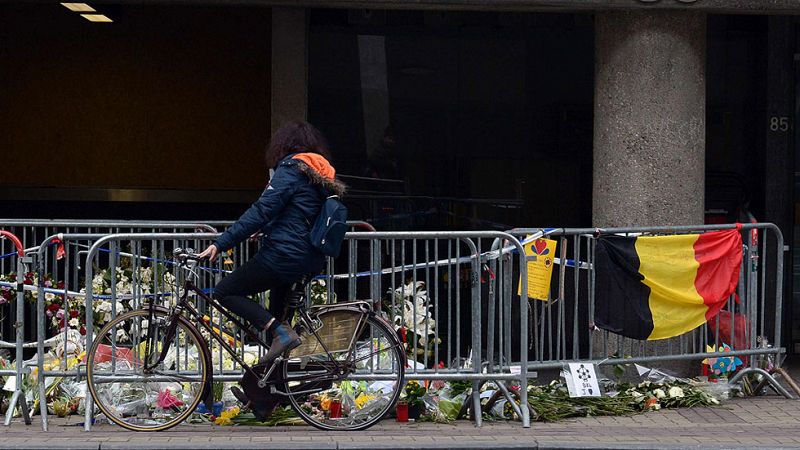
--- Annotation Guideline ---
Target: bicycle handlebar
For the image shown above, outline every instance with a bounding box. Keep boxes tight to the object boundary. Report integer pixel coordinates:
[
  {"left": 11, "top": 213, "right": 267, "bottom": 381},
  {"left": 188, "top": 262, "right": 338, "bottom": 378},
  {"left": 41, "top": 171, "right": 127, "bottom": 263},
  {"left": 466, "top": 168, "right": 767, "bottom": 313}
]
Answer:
[{"left": 172, "top": 248, "right": 204, "bottom": 265}]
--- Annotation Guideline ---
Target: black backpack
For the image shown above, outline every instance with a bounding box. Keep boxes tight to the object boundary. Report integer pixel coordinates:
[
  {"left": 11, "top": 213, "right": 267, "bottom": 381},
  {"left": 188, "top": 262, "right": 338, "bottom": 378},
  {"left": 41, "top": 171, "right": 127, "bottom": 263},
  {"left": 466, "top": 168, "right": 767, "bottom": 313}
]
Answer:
[{"left": 310, "top": 192, "right": 348, "bottom": 258}]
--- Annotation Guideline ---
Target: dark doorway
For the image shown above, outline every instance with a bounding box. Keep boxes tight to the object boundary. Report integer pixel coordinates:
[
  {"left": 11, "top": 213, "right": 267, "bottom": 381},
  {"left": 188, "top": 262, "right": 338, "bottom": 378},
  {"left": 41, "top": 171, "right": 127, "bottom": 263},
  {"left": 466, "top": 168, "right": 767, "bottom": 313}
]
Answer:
[{"left": 308, "top": 10, "right": 595, "bottom": 231}]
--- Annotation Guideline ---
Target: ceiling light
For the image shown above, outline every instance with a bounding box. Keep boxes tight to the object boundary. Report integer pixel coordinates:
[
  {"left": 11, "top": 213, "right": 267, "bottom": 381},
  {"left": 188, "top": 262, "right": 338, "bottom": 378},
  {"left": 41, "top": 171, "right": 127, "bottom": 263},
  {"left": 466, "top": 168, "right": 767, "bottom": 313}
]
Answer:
[
  {"left": 81, "top": 14, "right": 113, "bottom": 23},
  {"left": 61, "top": 3, "right": 95, "bottom": 12}
]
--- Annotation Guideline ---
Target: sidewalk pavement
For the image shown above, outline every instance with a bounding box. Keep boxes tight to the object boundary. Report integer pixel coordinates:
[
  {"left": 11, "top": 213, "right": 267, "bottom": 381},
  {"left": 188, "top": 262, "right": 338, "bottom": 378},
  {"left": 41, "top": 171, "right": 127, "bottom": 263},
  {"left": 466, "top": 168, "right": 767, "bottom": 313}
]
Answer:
[{"left": 1, "top": 395, "right": 799, "bottom": 450}]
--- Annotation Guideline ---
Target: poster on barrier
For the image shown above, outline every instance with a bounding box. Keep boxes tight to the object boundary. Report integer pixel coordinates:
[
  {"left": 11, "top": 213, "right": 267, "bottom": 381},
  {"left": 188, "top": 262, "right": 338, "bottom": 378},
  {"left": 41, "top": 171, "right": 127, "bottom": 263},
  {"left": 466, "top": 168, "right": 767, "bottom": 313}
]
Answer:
[
  {"left": 562, "top": 362, "right": 601, "bottom": 398},
  {"left": 517, "top": 237, "right": 557, "bottom": 300}
]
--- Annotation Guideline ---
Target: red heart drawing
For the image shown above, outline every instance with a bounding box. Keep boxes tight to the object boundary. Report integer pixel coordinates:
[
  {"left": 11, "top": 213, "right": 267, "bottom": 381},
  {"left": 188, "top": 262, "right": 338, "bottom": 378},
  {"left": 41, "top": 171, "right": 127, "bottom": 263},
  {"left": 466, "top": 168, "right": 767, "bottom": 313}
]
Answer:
[{"left": 533, "top": 239, "right": 549, "bottom": 255}]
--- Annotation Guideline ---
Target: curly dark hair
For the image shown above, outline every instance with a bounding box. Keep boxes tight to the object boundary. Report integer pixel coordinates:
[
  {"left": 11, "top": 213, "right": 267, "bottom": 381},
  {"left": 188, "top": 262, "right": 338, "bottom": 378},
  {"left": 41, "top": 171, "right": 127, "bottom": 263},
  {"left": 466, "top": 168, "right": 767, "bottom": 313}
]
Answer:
[{"left": 264, "top": 121, "right": 332, "bottom": 168}]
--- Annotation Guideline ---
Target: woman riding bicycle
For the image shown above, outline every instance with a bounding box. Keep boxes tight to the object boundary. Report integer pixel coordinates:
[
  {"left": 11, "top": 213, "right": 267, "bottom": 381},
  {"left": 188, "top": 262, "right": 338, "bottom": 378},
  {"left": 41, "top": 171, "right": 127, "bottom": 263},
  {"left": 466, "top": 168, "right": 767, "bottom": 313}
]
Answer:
[
  {"left": 86, "top": 121, "right": 406, "bottom": 431},
  {"left": 197, "top": 121, "right": 345, "bottom": 384}
]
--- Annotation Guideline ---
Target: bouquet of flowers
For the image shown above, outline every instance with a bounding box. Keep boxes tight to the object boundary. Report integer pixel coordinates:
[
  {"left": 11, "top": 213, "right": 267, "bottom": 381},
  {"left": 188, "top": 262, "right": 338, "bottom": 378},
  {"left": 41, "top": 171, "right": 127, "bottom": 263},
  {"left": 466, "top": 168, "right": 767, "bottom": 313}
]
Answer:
[
  {"left": 522, "top": 379, "right": 722, "bottom": 423},
  {"left": 308, "top": 278, "right": 334, "bottom": 306},
  {"left": 386, "top": 281, "right": 439, "bottom": 359},
  {"left": 404, "top": 380, "right": 427, "bottom": 407}
]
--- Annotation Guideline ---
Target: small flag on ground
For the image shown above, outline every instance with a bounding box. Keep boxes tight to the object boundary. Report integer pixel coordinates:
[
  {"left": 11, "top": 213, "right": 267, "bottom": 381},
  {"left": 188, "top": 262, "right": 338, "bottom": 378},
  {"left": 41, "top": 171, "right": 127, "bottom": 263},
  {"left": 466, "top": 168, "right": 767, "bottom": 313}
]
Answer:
[{"left": 594, "top": 229, "right": 742, "bottom": 340}]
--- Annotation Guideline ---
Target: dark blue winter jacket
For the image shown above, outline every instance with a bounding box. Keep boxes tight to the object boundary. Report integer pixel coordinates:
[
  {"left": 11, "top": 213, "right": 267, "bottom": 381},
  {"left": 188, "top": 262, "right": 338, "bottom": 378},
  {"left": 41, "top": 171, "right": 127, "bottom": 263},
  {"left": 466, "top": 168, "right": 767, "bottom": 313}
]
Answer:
[{"left": 214, "top": 154, "right": 346, "bottom": 282}]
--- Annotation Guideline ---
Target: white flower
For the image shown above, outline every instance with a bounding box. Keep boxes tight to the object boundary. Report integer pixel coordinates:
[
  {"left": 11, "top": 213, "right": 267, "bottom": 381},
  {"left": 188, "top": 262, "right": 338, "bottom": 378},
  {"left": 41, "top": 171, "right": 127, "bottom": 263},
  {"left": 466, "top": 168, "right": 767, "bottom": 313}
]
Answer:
[
  {"left": 69, "top": 318, "right": 80, "bottom": 328},
  {"left": 92, "top": 273, "right": 106, "bottom": 294},
  {"left": 391, "top": 281, "right": 437, "bottom": 350},
  {"left": 653, "top": 389, "right": 666, "bottom": 399},
  {"left": 139, "top": 267, "right": 153, "bottom": 284},
  {"left": 94, "top": 300, "right": 111, "bottom": 313},
  {"left": 45, "top": 292, "right": 55, "bottom": 301},
  {"left": 668, "top": 387, "right": 685, "bottom": 398},
  {"left": 652, "top": 403, "right": 661, "bottom": 410},
  {"left": 140, "top": 319, "right": 149, "bottom": 336},
  {"left": 116, "top": 329, "right": 129, "bottom": 342},
  {"left": 626, "top": 389, "right": 644, "bottom": 401},
  {"left": 116, "top": 281, "right": 131, "bottom": 295},
  {"left": 104, "top": 312, "right": 112, "bottom": 322}
]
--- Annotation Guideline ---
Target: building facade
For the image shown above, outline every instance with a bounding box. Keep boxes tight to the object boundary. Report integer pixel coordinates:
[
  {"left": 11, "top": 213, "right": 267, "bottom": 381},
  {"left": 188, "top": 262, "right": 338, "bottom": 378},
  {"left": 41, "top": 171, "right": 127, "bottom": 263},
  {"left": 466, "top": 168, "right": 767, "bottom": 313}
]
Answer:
[{"left": 1, "top": 0, "right": 798, "bottom": 350}]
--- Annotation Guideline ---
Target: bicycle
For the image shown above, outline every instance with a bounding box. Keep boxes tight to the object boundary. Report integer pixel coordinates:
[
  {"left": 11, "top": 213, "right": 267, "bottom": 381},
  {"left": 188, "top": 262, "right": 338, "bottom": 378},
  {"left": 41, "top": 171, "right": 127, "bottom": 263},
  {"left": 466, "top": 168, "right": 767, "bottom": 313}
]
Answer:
[{"left": 86, "top": 249, "right": 406, "bottom": 431}]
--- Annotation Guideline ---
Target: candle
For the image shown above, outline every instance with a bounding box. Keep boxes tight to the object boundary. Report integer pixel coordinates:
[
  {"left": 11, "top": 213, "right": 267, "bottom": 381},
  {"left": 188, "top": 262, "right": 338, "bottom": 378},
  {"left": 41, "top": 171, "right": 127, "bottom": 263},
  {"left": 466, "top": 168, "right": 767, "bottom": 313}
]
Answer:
[
  {"left": 396, "top": 401, "right": 408, "bottom": 422},
  {"left": 330, "top": 399, "right": 342, "bottom": 419}
]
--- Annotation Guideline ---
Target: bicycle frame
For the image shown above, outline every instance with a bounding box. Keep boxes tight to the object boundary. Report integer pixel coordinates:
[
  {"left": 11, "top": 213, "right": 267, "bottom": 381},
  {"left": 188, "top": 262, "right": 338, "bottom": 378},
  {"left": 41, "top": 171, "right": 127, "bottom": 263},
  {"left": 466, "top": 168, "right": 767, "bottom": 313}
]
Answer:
[
  {"left": 143, "top": 276, "right": 382, "bottom": 396},
  {"left": 145, "top": 279, "right": 270, "bottom": 379}
]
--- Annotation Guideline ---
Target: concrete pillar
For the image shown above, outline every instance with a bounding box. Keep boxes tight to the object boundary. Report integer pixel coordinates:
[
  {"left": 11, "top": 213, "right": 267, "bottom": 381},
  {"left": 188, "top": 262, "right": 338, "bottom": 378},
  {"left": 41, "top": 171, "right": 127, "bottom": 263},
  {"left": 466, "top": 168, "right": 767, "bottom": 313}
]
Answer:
[
  {"left": 593, "top": 11, "right": 706, "bottom": 227},
  {"left": 271, "top": 7, "right": 308, "bottom": 133},
  {"left": 592, "top": 12, "right": 706, "bottom": 376},
  {"left": 764, "top": 17, "right": 793, "bottom": 352}
]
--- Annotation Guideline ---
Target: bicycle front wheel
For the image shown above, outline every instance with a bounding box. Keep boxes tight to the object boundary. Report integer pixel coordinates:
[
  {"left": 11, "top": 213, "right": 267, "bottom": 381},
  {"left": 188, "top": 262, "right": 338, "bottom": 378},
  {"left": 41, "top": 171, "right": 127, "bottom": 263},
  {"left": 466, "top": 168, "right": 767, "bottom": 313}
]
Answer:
[
  {"left": 86, "top": 309, "right": 209, "bottom": 431},
  {"left": 284, "top": 308, "right": 405, "bottom": 431}
]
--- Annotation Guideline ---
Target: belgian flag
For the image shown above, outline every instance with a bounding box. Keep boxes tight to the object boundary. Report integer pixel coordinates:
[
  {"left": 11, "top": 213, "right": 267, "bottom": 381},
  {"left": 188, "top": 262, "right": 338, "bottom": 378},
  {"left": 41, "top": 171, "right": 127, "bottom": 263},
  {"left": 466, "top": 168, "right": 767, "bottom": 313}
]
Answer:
[{"left": 594, "top": 229, "right": 742, "bottom": 340}]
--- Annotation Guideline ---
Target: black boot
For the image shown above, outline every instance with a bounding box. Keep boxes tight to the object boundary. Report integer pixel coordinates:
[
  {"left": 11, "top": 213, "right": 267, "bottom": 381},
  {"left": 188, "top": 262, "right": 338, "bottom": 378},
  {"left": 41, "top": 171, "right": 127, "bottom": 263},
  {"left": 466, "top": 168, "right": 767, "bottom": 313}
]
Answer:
[{"left": 230, "top": 386, "right": 251, "bottom": 408}]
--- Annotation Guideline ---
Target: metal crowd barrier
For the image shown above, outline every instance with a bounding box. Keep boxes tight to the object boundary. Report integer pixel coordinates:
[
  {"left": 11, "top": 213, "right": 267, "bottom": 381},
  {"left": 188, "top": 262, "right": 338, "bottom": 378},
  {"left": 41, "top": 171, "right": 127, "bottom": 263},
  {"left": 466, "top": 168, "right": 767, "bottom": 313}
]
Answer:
[
  {"left": 496, "top": 223, "right": 789, "bottom": 397},
  {"left": 63, "top": 230, "right": 530, "bottom": 430},
  {"left": 0, "top": 220, "right": 218, "bottom": 341},
  {"left": 7, "top": 221, "right": 791, "bottom": 431},
  {"left": 0, "top": 220, "right": 220, "bottom": 430},
  {"left": 342, "top": 231, "right": 530, "bottom": 428},
  {"left": 25, "top": 220, "right": 381, "bottom": 430}
]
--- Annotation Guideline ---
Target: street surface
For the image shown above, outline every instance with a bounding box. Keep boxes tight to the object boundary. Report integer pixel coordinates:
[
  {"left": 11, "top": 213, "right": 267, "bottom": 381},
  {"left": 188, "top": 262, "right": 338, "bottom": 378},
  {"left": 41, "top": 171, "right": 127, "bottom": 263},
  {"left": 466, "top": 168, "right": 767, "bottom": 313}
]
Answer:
[{"left": 1, "top": 396, "right": 799, "bottom": 449}]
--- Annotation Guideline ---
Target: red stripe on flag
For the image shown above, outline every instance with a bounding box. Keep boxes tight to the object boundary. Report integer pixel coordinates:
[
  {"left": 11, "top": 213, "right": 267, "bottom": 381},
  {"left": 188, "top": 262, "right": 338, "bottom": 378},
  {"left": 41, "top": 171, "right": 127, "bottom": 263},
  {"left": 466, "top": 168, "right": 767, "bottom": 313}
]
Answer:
[{"left": 693, "top": 229, "right": 742, "bottom": 321}]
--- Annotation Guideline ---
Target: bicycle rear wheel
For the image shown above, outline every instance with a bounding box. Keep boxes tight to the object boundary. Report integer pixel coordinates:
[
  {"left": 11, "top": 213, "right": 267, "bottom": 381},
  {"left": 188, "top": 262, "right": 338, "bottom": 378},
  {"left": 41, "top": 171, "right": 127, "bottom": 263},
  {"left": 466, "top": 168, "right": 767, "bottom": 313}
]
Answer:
[
  {"left": 86, "top": 309, "right": 209, "bottom": 431},
  {"left": 284, "top": 308, "right": 405, "bottom": 431}
]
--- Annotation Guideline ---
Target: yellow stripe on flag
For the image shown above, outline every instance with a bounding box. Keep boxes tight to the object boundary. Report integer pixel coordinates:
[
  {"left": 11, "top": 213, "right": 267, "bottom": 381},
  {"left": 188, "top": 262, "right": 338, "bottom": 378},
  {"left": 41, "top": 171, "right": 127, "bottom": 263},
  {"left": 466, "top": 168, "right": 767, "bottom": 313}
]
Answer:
[{"left": 635, "top": 234, "right": 708, "bottom": 340}]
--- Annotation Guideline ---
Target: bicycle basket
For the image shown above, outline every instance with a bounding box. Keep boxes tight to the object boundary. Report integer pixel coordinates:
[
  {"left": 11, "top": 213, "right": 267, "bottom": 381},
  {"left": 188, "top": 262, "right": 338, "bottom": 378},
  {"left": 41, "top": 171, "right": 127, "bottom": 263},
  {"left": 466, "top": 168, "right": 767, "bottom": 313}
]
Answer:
[{"left": 291, "top": 311, "right": 362, "bottom": 357}]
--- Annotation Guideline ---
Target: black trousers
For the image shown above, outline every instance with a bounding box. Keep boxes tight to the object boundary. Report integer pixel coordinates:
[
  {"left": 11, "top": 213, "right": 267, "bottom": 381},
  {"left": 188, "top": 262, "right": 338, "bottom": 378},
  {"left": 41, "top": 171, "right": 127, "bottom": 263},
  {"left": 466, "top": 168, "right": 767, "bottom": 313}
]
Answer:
[{"left": 212, "top": 257, "right": 292, "bottom": 330}]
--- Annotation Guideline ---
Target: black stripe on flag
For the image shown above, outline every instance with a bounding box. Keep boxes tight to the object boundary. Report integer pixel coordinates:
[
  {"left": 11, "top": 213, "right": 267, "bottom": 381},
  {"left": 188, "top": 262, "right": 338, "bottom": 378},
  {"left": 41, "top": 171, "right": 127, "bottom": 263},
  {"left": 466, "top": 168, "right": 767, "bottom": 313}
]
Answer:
[{"left": 594, "top": 235, "right": 654, "bottom": 340}]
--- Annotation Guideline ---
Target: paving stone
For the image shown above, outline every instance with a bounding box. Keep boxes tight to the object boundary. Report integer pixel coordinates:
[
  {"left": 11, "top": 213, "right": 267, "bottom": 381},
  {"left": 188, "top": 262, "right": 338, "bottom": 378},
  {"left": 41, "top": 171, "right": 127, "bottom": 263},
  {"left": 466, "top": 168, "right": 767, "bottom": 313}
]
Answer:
[{"left": 5, "top": 395, "right": 800, "bottom": 449}]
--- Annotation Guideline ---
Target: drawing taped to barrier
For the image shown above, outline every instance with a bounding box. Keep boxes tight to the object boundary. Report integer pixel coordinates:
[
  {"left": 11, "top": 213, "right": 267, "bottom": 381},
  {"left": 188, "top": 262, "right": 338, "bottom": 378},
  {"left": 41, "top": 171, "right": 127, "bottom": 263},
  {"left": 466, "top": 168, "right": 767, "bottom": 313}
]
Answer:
[{"left": 517, "top": 237, "right": 557, "bottom": 300}]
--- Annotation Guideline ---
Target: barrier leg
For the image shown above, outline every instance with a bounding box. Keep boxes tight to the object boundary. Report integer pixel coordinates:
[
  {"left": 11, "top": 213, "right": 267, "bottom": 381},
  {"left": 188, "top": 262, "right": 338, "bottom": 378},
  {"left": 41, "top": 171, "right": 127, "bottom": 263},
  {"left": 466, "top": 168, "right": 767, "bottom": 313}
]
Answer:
[
  {"left": 38, "top": 380, "right": 48, "bottom": 431},
  {"left": 519, "top": 374, "right": 530, "bottom": 427},
  {"left": 729, "top": 367, "right": 794, "bottom": 399},
  {"left": 3, "top": 392, "right": 17, "bottom": 425},
  {"left": 750, "top": 367, "right": 800, "bottom": 399},
  {"left": 39, "top": 376, "right": 47, "bottom": 431},
  {"left": 4, "top": 390, "right": 30, "bottom": 426},
  {"left": 496, "top": 380, "right": 524, "bottom": 420},
  {"left": 472, "top": 380, "right": 482, "bottom": 427},
  {"left": 84, "top": 392, "right": 94, "bottom": 431}
]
